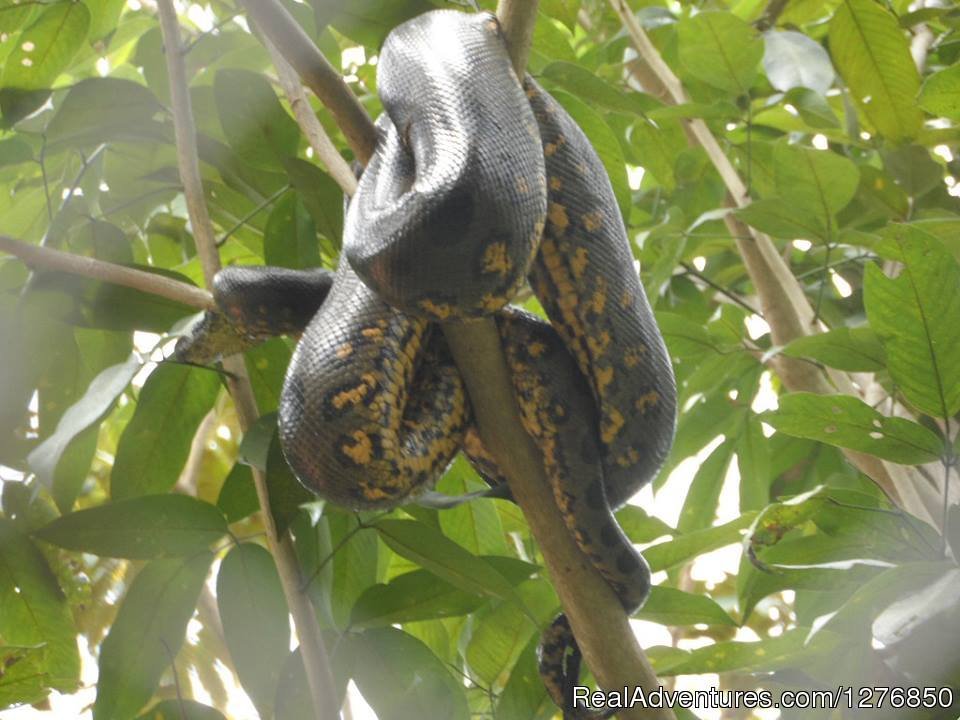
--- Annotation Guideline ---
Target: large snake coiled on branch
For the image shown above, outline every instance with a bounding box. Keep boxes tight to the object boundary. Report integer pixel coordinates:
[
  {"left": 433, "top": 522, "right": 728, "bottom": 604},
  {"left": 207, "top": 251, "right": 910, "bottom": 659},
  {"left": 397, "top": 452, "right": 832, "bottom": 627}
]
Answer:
[{"left": 177, "top": 10, "right": 676, "bottom": 717}]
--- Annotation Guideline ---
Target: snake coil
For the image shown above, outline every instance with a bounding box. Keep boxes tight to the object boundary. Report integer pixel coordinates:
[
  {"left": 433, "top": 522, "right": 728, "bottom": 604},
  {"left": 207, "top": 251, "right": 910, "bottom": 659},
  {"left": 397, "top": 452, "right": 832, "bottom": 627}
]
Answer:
[{"left": 177, "top": 10, "right": 676, "bottom": 718}]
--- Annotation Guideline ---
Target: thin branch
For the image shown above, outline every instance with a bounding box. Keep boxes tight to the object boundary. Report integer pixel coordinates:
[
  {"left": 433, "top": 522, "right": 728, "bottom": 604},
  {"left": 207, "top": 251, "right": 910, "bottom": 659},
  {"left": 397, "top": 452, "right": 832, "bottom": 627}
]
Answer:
[
  {"left": 261, "top": 33, "right": 358, "bottom": 196},
  {"left": 236, "top": 0, "right": 377, "bottom": 164},
  {"left": 155, "top": 4, "right": 339, "bottom": 720},
  {"left": 679, "top": 261, "right": 760, "bottom": 316},
  {"left": 0, "top": 234, "right": 215, "bottom": 310}
]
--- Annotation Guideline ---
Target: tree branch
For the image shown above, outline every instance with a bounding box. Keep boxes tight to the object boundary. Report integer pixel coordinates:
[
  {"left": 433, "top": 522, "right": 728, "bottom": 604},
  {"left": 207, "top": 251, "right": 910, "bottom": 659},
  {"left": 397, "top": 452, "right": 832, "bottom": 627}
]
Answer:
[
  {"left": 245, "top": 0, "right": 674, "bottom": 717},
  {"left": 156, "top": 4, "right": 339, "bottom": 720},
  {"left": 605, "top": 0, "right": 943, "bottom": 522},
  {"left": 0, "top": 234, "right": 215, "bottom": 310},
  {"left": 236, "top": 0, "right": 377, "bottom": 165}
]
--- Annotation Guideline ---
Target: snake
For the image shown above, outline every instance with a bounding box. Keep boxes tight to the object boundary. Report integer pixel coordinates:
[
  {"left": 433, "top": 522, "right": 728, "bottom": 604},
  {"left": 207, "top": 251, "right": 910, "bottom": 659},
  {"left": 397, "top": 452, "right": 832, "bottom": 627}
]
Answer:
[{"left": 176, "top": 10, "right": 676, "bottom": 718}]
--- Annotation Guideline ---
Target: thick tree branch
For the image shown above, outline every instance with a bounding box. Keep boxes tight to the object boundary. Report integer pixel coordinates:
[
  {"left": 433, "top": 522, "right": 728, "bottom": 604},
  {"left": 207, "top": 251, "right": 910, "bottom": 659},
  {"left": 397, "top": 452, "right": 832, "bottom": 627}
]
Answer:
[
  {"left": 247, "top": 0, "right": 674, "bottom": 716},
  {"left": 156, "top": 4, "right": 339, "bottom": 720},
  {"left": 0, "top": 234, "right": 214, "bottom": 310},
  {"left": 606, "top": 0, "right": 942, "bottom": 521}
]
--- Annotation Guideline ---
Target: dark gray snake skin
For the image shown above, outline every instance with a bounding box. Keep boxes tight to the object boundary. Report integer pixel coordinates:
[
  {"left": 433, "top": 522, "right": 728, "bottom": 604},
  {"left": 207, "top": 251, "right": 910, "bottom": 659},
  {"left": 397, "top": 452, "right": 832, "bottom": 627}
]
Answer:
[{"left": 176, "top": 10, "right": 676, "bottom": 719}]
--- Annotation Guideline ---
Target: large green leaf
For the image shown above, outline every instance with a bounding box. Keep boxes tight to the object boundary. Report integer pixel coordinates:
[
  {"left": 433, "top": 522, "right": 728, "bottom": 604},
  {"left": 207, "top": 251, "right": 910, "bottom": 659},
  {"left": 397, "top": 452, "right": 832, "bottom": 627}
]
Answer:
[
  {"left": 45, "top": 78, "right": 163, "bottom": 149},
  {"left": 216, "top": 543, "right": 289, "bottom": 719},
  {"left": 735, "top": 197, "right": 828, "bottom": 241},
  {"left": 678, "top": 11, "right": 763, "bottom": 95},
  {"left": 1, "top": 2, "right": 90, "bottom": 91},
  {"left": 327, "top": 512, "right": 379, "bottom": 630},
  {"left": 495, "top": 636, "right": 554, "bottom": 720},
  {"left": 644, "top": 513, "right": 757, "bottom": 573},
  {"left": 214, "top": 69, "right": 300, "bottom": 171},
  {"left": 349, "top": 627, "right": 470, "bottom": 720},
  {"left": 111, "top": 363, "right": 220, "bottom": 499},
  {"left": 34, "top": 495, "right": 228, "bottom": 559},
  {"left": 93, "top": 554, "right": 212, "bottom": 720},
  {"left": 635, "top": 586, "right": 735, "bottom": 627},
  {"left": 762, "top": 30, "right": 834, "bottom": 94},
  {"left": 828, "top": 0, "right": 923, "bottom": 141},
  {"left": 437, "top": 456, "right": 508, "bottom": 555},
  {"left": 864, "top": 226, "right": 960, "bottom": 418},
  {"left": 0, "top": 519, "right": 80, "bottom": 693},
  {"left": 773, "top": 142, "right": 859, "bottom": 227},
  {"left": 465, "top": 579, "right": 558, "bottom": 686},
  {"left": 919, "top": 63, "right": 960, "bottom": 120},
  {"left": 765, "top": 392, "right": 943, "bottom": 464},
  {"left": 27, "top": 355, "right": 140, "bottom": 488},
  {"left": 782, "top": 326, "right": 886, "bottom": 372},
  {"left": 375, "top": 519, "right": 520, "bottom": 604}
]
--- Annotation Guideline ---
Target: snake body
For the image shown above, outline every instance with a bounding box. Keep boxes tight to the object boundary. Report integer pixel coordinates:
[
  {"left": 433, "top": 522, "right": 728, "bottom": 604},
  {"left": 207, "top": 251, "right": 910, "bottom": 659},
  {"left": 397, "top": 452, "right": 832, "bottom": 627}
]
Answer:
[{"left": 177, "top": 10, "right": 676, "bottom": 718}]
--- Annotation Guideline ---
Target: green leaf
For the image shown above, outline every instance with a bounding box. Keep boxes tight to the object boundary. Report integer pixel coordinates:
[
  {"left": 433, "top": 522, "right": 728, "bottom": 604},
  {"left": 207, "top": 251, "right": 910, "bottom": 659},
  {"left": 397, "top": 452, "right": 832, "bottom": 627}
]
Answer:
[
  {"left": 765, "top": 392, "right": 943, "bottom": 464},
  {"left": 27, "top": 355, "right": 140, "bottom": 488},
  {"left": 0, "top": 519, "right": 80, "bottom": 692},
  {"left": 465, "top": 579, "right": 558, "bottom": 686},
  {"left": 541, "top": 61, "right": 651, "bottom": 116},
  {"left": 34, "top": 495, "right": 228, "bottom": 559},
  {"left": 350, "top": 557, "right": 537, "bottom": 629},
  {"left": 919, "top": 63, "right": 960, "bottom": 120},
  {"left": 217, "top": 462, "right": 258, "bottom": 523},
  {"left": 375, "top": 519, "right": 519, "bottom": 604},
  {"left": 644, "top": 513, "right": 757, "bottom": 573},
  {"left": 635, "top": 586, "right": 735, "bottom": 627},
  {"left": 678, "top": 439, "right": 733, "bottom": 533},
  {"left": 615, "top": 505, "right": 674, "bottom": 544},
  {"left": 630, "top": 118, "right": 683, "bottom": 192},
  {"left": 263, "top": 191, "right": 321, "bottom": 270},
  {"left": 0, "top": 645, "right": 48, "bottom": 710},
  {"left": 763, "top": 30, "right": 834, "bottom": 94},
  {"left": 327, "top": 512, "right": 379, "bottom": 629},
  {"left": 349, "top": 627, "right": 470, "bottom": 720},
  {"left": 864, "top": 226, "right": 960, "bottom": 418},
  {"left": 214, "top": 69, "right": 300, "bottom": 171},
  {"left": 548, "top": 89, "right": 631, "bottom": 219},
  {"left": 437, "top": 457, "right": 508, "bottom": 555},
  {"left": 782, "top": 327, "right": 886, "bottom": 372},
  {"left": 786, "top": 87, "right": 841, "bottom": 129},
  {"left": 351, "top": 570, "right": 486, "bottom": 629},
  {"left": 135, "top": 700, "right": 227, "bottom": 720},
  {"left": 1, "top": 2, "right": 90, "bottom": 91},
  {"left": 829, "top": 0, "right": 923, "bottom": 141},
  {"left": 659, "top": 627, "right": 817, "bottom": 675},
  {"left": 738, "top": 418, "right": 771, "bottom": 513},
  {"left": 282, "top": 157, "right": 344, "bottom": 247},
  {"left": 495, "top": 636, "right": 554, "bottom": 720},
  {"left": 773, "top": 142, "right": 859, "bottom": 225},
  {"left": 736, "top": 198, "right": 827, "bottom": 241},
  {"left": 678, "top": 11, "right": 763, "bottom": 95},
  {"left": 45, "top": 78, "right": 163, "bottom": 149},
  {"left": 93, "top": 554, "right": 212, "bottom": 720},
  {"left": 244, "top": 338, "right": 292, "bottom": 415},
  {"left": 217, "top": 544, "right": 289, "bottom": 719},
  {"left": 111, "top": 363, "right": 220, "bottom": 499}
]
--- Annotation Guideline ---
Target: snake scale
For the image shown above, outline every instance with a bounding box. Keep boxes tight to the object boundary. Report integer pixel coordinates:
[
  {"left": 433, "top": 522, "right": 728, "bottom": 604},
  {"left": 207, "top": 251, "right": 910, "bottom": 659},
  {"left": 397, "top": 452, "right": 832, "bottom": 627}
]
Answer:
[{"left": 176, "top": 10, "right": 676, "bottom": 718}]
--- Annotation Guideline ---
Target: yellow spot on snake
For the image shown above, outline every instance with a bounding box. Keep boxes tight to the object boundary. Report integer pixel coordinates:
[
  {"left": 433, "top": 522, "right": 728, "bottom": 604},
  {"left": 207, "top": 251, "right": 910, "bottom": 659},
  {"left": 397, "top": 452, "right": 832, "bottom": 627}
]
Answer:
[
  {"left": 482, "top": 242, "right": 512, "bottom": 276},
  {"left": 336, "top": 343, "right": 353, "bottom": 359},
  {"left": 635, "top": 391, "right": 660, "bottom": 413},
  {"left": 418, "top": 299, "right": 453, "bottom": 319},
  {"left": 549, "top": 176, "right": 563, "bottom": 191},
  {"left": 515, "top": 176, "right": 529, "bottom": 194},
  {"left": 587, "top": 330, "right": 611, "bottom": 357},
  {"left": 601, "top": 409, "right": 625, "bottom": 444},
  {"left": 528, "top": 341, "right": 547, "bottom": 357},
  {"left": 595, "top": 366, "right": 614, "bottom": 393},
  {"left": 545, "top": 142, "right": 559, "bottom": 157},
  {"left": 342, "top": 430, "right": 373, "bottom": 465},
  {"left": 361, "top": 326, "right": 383, "bottom": 340},
  {"left": 624, "top": 345, "right": 647, "bottom": 368},
  {"left": 620, "top": 290, "right": 634, "bottom": 309},
  {"left": 332, "top": 373, "right": 377, "bottom": 410},
  {"left": 480, "top": 293, "right": 504, "bottom": 312},
  {"left": 570, "top": 247, "right": 589, "bottom": 278},
  {"left": 582, "top": 210, "right": 603, "bottom": 231},
  {"left": 547, "top": 202, "right": 569, "bottom": 232}
]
